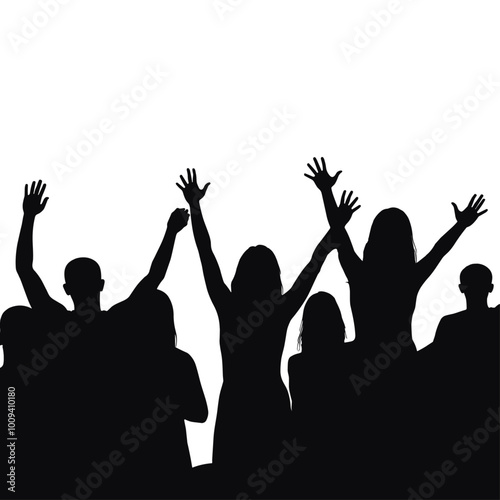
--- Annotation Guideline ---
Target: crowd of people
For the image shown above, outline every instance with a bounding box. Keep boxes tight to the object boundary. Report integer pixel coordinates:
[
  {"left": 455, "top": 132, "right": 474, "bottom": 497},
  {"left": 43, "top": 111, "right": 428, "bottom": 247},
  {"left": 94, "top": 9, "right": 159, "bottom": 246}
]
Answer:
[{"left": 1, "top": 159, "right": 498, "bottom": 499}]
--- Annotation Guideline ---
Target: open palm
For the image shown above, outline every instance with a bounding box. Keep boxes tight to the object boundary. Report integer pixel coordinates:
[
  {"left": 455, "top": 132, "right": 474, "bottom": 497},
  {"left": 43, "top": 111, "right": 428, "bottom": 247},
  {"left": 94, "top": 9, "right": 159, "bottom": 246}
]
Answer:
[
  {"left": 176, "top": 169, "right": 210, "bottom": 207},
  {"left": 304, "top": 157, "right": 342, "bottom": 192},
  {"left": 23, "top": 180, "right": 48, "bottom": 217},
  {"left": 452, "top": 194, "right": 487, "bottom": 227}
]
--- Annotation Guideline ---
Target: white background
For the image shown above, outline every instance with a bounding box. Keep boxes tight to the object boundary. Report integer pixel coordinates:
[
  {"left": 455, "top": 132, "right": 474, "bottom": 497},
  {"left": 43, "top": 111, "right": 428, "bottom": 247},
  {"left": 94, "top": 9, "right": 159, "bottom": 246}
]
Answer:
[{"left": 0, "top": 0, "right": 499, "bottom": 467}]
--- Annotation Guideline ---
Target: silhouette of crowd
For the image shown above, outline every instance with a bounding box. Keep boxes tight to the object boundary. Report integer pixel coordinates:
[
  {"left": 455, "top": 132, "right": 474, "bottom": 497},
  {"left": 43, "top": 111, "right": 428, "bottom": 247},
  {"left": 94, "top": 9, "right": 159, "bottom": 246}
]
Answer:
[{"left": 1, "top": 161, "right": 498, "bottom": 499}]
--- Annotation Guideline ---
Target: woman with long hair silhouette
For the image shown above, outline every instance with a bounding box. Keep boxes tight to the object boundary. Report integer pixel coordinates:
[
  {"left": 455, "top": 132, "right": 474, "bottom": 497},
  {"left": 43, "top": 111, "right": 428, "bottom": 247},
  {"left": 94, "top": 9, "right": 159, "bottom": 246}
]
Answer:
[
  {"left": 305, "top": 157, "right": 488, "bottom": 497},
  {"left": 288, "top": 292, "right": 357, "bottom": 497},
  {"left": 177, "top": 168, "right": 337, "bottom": 485},
  {"left": 305, "top": 157, "right": 487, "bottom": 352}
]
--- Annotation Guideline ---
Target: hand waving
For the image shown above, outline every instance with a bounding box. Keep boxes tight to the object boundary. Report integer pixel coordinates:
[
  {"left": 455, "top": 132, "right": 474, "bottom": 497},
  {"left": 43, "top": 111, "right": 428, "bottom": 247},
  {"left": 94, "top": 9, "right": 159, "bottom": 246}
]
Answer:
[
  {"left": 336, "top": 190, "right": 361, "bottom": 227},
  {"left": 23, "top": 180, "right": 48, "bottom": 217},
  {"left": 168, "top": 208, "right": 190, "bottom": 233},
  {"left": 176, "top": 169, "right": 210, "bottom": 207},
  {"left": 304, "top": 157, "right": 342, "bottom": 192},
  {"left": 452, "top": 194, "right": 487, "bottom": 228}
]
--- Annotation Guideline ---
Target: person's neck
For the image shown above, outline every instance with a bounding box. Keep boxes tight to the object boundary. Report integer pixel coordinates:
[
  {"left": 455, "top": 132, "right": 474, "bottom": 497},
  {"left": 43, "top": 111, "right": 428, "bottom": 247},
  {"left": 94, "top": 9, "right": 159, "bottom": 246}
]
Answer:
[
  {"left": 465, "top": 297, "right": 489, "bottom": 312},
  {"left": 72, "top": 295, "right": 101, "bottom": 314}
]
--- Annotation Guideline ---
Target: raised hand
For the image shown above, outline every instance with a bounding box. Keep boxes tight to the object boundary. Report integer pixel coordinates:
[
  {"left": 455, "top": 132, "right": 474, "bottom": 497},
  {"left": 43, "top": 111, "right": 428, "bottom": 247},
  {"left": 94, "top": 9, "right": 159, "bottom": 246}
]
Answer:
[
  {"left": 304, "top": 157, "right": 342, "bottom": 192},
  {"left": 176, "top": 169, "right": 210, "bottom": 207},
  {"left": 452, "top": 194, "right": 487, "bottom": 227},
  {"left": 23, "top": 180, "right": 48, "bottom": 217},
  {"left": 336, "top": 190, "right": 361, "bottom": 227},
  {"left": 168, "top": 208, "right": 190, "bottom": 233}
]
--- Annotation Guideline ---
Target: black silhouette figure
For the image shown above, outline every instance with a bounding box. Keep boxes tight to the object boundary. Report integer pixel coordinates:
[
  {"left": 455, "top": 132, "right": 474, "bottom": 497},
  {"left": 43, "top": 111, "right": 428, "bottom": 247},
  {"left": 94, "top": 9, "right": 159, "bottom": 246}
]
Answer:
[
  {"left": 14, "top": 180, "right": 206, "bottom": 498},
  {"left": 1, "top": 306, "right": 41, "bottom": 498},
  {"left": 97, "top": 289, "right": 208, "bottom": 499},
  {"left": 418, "top": 264, "right": 499, "bottom": 499},
  {"left": 305, "top": 157, "right": 488, "bottom": 497},
  {"left": 288, "top": 292, "right": 359, "bottom": 498},
  {"left": 305, "top": 158, "right": 487, "bottom": 353},
  {"left": 176, "top": 168, "right": 336, "bottom": 495}
]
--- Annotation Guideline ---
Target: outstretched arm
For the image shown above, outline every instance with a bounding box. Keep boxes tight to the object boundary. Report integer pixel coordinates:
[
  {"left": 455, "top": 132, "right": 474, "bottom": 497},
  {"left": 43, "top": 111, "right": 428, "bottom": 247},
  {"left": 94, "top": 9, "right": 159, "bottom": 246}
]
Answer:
[
  {"left": 283, "top": 229, "right": 338, "bottom": 317},
  {"left": 177, "top": 169, "right": 230, "bottom": 312},
  {"left": 16, "top": 181, "right": 64, "bottom": 314},
  {"left": 130, "top": 208, "right": 190, "bottom": 298},
  {"left": 305, "top": 157, "right": 363, "bottom": 278},
  {"left": 304, "top": 157, "right": 342, "bottom": 228},
  {"left": 417, "top": 194, "right": 487, "bottom": 287}
]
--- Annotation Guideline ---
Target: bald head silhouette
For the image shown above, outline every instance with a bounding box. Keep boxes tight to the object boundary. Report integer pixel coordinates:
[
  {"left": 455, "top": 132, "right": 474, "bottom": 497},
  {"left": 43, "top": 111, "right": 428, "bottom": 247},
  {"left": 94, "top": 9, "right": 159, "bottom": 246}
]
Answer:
[
  {"left": 458, "top": 264, "right": 493, "bottom": 311},
  {"left": 63, "top": 258, "right": 105, "bottom": 309}
]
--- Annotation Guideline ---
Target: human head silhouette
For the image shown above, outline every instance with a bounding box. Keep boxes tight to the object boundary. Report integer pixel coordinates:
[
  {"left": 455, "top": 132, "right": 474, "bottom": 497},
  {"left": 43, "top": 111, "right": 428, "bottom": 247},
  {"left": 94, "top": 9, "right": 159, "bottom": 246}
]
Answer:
[
  {"left": 63, "top": 258, "right": 105, "bottom": 308},
  {"left": 363, "top": 208, "right": 417, "bottom": 271},
  {"left": 0, "top": 306, "right": 36, "bottom": 365},
  {"left": 459, "top": 264, "right": 493, "bottom": 307},
  {"left": 298, "top": 292, "right": 345, "bottom": 353},
  {"left": 135, "top": 289, "right": 177, "bottom": 349},
  {"left": 231, "top": 245, "right": 282, "bottom": 305}
]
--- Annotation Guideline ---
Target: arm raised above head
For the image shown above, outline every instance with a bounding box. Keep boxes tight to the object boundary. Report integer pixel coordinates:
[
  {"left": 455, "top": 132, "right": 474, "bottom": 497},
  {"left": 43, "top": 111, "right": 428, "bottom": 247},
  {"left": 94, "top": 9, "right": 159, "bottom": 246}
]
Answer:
[
  {"left": 177, "top": 168, "right": 230, "bottom": 311},
  {"left": 130, "top": 207, "right": 190, "bottom": 298},
  {"left": 417, "top": 194, "right": 488, "bottom": 287},
  {"left": 16, "top": 181, "right": 64, "bottom": 315},
  {"left": 304, "top": 158, "right": 363, "bottom": 278}
]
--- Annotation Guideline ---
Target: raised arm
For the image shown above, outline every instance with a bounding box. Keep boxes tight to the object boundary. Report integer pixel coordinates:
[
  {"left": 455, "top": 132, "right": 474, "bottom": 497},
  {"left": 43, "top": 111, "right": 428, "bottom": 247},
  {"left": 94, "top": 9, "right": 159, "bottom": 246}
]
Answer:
[
  {"left": 130, "top": 208, "right": 189, "bottom": 298},
  {"left": 417, "top": 195, "right": 487, "bottom": 287},
  {"left": 16, "top": 181, "right": 65, "bottom": 314},
  {"left": 177, "top": 169, "right": 230, "bottom": 312},
  {"left": 305, "top": 157, "right": 363, "bottom": 278},
  {"left": 283, "top": 229, "right": 337, "bottom": 317}
]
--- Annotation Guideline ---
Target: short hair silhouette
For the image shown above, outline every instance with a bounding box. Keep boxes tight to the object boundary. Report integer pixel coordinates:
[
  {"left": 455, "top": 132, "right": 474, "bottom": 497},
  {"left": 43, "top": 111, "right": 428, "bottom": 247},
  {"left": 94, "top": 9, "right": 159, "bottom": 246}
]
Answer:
[
  {"left": 459, "top": 263, "right": 494, "bottom": 294},
  {"left": 298, "top": 292, "right": 346, "bottom": 351},
  {"left": 363, "top": 208, "right": 417, "bottom": 268},
  {"left": 231, "top": 245, "right": 283, "bottom": 303},
  {"left": 63, "top": 257, "right": 105, "bottom": 298}
]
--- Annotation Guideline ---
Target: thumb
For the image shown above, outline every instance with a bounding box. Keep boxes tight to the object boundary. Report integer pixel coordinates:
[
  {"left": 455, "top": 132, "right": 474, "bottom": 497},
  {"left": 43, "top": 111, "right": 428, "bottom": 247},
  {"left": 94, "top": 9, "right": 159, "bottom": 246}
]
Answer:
[
  {"left": 41, "top": 197, "right": 49, "bottom": 210},
  {"left": 201, "top": 183, "right": 211, "bottom": 195}
]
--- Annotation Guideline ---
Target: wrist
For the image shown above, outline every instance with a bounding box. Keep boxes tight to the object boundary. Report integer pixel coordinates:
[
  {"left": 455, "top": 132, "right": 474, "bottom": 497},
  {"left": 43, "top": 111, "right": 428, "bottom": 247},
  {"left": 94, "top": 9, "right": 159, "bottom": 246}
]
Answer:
[{"left": 190, "top": 200, "right": 201, "bottom": 211}]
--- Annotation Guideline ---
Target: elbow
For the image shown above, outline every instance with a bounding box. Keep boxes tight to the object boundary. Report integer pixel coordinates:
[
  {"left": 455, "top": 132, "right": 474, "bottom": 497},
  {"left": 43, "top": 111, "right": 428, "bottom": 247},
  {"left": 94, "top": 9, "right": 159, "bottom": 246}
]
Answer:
[
  {"left": 186, "top": 401, "right": 208, "bottom": 423},
  {"left": 15, "top": 261, "right": 30, "bottom": 277}
]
